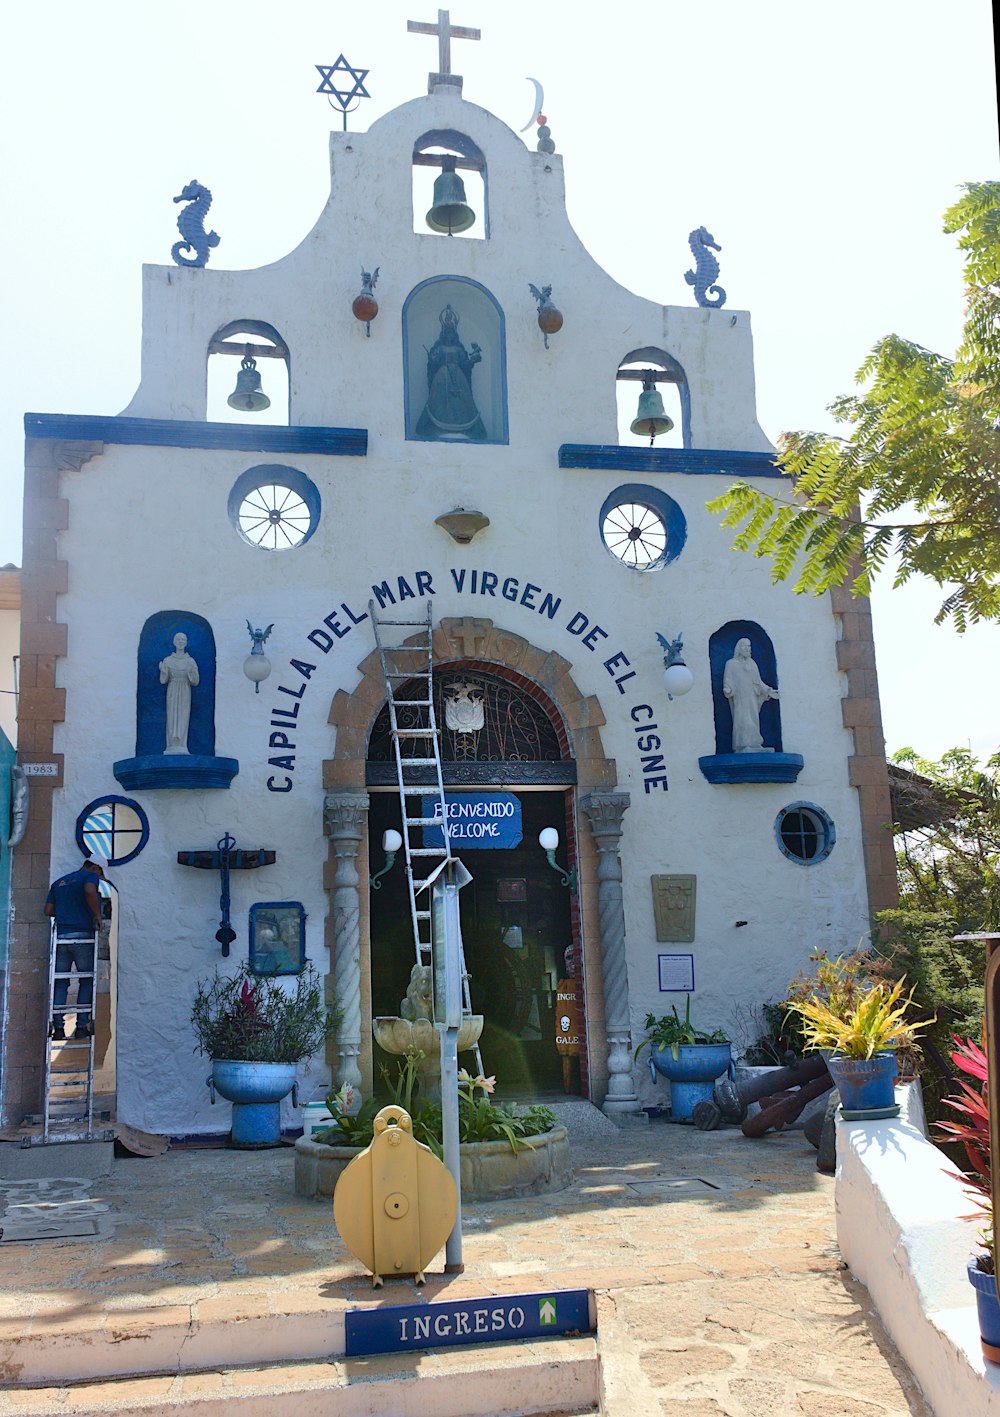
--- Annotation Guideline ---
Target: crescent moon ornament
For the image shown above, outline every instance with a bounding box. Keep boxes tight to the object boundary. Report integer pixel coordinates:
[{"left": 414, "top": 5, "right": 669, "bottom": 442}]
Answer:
[{"left": 520, "top": 77, "right": 545, "bottom": 132}]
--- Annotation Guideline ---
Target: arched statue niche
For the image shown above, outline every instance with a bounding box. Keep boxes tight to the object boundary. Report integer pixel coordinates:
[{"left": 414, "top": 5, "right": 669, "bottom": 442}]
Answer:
[
  {"left": 207, "top": 319, "right": 290, "bottom": 426},
  {"left": 699, "top": 620, "right": 802, "bottom": 785},
  {"left": 113, "top": 611, "right": 238, "bottom": 790},
  {"left": 412, "top": 129, "right": 488, "bottom": 240},
  {"left": 403, "top": 277, "right": 508, "bottom": 444},
  {"left": 616, "top": 347, "right": 690, "bottom": 450}
]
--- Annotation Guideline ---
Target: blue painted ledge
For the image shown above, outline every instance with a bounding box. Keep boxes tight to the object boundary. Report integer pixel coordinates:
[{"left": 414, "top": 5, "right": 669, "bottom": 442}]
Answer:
[
  {"left": 114, "top": 755, "right": 240, "bottom": 791},
  {"left": 25, "top": 413, "right": 367, "bottom": 458},
  {"left": 699, "top": 752, "right": 804, "bottom": 785},
  {"left": 558, "top": 446, "right": 783, "bottom": 478}
]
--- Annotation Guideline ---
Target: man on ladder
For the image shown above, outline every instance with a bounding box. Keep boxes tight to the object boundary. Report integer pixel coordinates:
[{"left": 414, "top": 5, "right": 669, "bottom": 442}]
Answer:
[{"left": 44, "top": 852, "right": 108, "bottom": 1039}]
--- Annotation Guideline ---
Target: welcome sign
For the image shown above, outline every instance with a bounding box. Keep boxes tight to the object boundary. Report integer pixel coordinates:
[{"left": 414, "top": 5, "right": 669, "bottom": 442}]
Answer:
[{"left": 421, "top": 792, "right": 523, "bottom": 849}]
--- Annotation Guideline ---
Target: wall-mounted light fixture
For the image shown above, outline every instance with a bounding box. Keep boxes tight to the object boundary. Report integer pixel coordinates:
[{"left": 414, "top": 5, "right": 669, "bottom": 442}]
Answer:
[
  {"left": 244, "top": 621, "right": 274, "bottom": 693},
  {"left": 434, "top": 507, "right": 490, "bottom": 544},
  {"left": 657, "top": 631, "right": 694, "bottom": 701},
  {"left": 370, "top": 828, "right": 403, "bottom": 890},
  {"left": 538, "top": 827, "right": 577, "bottom": 893}
]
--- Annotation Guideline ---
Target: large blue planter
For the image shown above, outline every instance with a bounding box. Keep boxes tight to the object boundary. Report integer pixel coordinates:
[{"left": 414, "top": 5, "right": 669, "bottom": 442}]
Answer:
[
  {"left": 825, "top": 1051, "right": 896, "bottom": 1114},
  {"left": 207, "top": 1060, "right": 299, "bottom": 1148},
  {"left": 649, "top": 1043, "right": 732, "bottom": 1120},
  {"left": 969, "top": 1259, "right": 1000, "bottom": 1362}
]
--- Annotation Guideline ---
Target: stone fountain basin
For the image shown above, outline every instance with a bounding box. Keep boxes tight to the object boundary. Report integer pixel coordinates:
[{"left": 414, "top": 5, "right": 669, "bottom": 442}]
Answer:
[{"left": 373, "top": 1015, "right": 484, "bottom": 1055}]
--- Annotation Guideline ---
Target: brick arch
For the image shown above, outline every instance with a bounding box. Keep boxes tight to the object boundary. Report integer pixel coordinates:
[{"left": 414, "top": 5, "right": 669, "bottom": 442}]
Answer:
[
  {"left": 322, "top": 616, "right": 617, "bottom": 793},
  {"left": 321, "top": 615, "right": 618, "bottom": 1104}
]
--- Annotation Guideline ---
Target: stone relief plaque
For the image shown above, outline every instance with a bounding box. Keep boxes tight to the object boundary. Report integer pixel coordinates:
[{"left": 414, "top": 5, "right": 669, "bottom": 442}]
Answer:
[{"left": 651, "top": 874, "right": 696, "bottom": 943}]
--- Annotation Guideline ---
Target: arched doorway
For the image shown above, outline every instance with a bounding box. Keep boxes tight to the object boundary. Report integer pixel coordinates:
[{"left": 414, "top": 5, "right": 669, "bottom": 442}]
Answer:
[{"left": 366, "top": 665, "right": 580, "bottom": 1095}]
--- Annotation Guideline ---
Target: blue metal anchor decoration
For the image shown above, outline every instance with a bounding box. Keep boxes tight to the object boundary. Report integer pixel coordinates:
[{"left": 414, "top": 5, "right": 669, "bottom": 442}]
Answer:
[
  {"left": 177, "top": 833, "right": 276, "bottom": 955},
  {"left": 172, "top": 180, "right": 220, "bottom": 268},
  {"left": 684, "top": 227, "right": 727, "bottom": 309}
]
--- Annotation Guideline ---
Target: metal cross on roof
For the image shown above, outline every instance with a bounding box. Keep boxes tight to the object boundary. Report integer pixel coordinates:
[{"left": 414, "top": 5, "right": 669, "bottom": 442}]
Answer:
[
  {"left": 407, "top": 8, "right": 480, "bottom": 90},
  {"left": 315, "top": 54, "right": 371, "bottom": 131}
]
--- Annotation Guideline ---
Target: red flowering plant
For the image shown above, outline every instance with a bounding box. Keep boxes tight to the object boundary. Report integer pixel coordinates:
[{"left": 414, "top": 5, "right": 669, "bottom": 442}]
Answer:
[
  {"left": 936, "top": 1034, "right": 994, "bottom": 1274},
  {"left": 192, "top": 963, "right": 337, "bottom": 1063}
]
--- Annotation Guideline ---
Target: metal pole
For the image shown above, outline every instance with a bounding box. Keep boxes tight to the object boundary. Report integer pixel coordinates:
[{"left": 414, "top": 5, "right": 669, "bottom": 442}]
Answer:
[{"left": 432, "top": 860, "right": 471, "bottom": 1273}]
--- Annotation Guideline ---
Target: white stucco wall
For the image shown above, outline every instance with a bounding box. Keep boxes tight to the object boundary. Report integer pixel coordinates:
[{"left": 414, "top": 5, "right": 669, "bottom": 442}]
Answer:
[
  {"left": 40, "top": 86, "right": 875, "bottom": 1135},
  {"left": 0, "top": 603, "right": 19, "bottom": 746}
]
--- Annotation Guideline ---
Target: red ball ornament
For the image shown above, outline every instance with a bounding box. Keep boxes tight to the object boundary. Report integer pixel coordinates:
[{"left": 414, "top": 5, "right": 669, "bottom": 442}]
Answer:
[{"left": 536, "top": 113, "right": 547, "bottom": 125}]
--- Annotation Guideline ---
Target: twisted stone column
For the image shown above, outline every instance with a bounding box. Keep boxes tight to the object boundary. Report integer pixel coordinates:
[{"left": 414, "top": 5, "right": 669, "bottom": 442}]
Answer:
[
  {"left": 581, "top": 789, "right": 644, "bottom": 1123},
  {"left": 323, "top": 790, "right": 370, "bottom": 1102}
]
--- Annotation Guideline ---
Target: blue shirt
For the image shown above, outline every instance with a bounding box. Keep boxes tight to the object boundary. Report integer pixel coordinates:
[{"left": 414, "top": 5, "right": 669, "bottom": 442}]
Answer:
[{"left": 46, "top": 869, "right": 99, "bottom": 934}]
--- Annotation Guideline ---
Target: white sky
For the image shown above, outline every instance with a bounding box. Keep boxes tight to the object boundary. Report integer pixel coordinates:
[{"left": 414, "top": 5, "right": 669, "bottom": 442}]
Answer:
[{"left": 1, "top": 1, "right": 998, "bottom": 761}]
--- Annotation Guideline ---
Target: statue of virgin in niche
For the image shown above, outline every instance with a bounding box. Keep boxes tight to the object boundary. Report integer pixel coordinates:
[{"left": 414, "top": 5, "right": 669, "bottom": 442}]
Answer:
[
  {"left": 416, "top": 304, "right": 488, "bottom": 441},
  {"left": 159, "top": 631, "right": 200, "bottom": 755},
  {"left": 723, "top": 637, "right": 779, "bottom": 753}
]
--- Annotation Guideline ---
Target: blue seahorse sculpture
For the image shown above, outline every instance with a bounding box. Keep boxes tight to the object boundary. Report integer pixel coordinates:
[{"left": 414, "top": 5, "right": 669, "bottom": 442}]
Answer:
[
  {"left": 172, "top": 180, "right": 220, "bottom": 268},
  {"left": 684, "top": 227, "right": 727, "bottom": 309}
]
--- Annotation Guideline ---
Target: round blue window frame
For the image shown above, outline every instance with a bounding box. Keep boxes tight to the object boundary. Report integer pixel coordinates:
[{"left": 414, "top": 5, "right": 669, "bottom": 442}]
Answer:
[
  {"left": 75, "top": 794, "right": 150, "bottom": 867},
  {"left": 227, "top": 465, "right": 321, "bottom": 550},
  {"left": 774, "top": 801, "right": 836, "bottom": 865},
  {"left": 599, "top": 483, "right": 687, "bottom": 571}
]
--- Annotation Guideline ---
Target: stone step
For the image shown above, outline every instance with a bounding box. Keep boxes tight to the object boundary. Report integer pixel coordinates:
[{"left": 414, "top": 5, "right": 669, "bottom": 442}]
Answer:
[{"left": 4, "top": 1338, "right": 600, "bottom": 1415}]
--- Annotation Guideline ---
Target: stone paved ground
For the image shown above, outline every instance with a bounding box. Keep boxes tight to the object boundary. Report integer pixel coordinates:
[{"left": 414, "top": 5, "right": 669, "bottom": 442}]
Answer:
[{"left": 0, "top": 1117, "right": 934, "bottom": 1415}]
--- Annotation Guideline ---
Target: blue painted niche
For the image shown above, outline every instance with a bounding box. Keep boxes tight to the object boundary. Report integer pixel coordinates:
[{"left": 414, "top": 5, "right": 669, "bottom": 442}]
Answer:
[
  {"left": 113, "top": 611, "right": 238, "bottom": 791},
  {"left": 699, "top": 620, "right": 802, "bottom": 784}
]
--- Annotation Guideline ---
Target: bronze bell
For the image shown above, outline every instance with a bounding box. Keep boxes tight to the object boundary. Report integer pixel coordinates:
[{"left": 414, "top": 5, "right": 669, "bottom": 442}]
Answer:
[
  {"left": 630, "top": 376, "right": 673, "bottom": 444},
  {"left": 228, "top": 347, "right": 270, "bottom": 413},
  {"left": 426, "top": 156, "right": 476, "bottom": 235}
]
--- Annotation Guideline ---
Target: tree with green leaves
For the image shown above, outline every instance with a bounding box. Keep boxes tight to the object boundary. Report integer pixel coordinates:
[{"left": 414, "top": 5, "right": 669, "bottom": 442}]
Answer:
[{"left": 709, "top": 181, "right": 1000, "bottom": 631}]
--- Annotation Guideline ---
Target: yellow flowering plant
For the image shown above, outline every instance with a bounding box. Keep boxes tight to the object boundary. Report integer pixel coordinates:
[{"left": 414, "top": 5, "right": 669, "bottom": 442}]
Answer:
[{"left": 786, "top": 973, "right": 932, "bottom": 1060}]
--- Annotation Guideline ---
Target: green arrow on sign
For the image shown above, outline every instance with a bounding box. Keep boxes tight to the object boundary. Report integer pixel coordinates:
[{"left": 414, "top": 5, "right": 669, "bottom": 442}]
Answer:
[{"left": 539, "top": 1298, "right": 557, "bottom": 1325}]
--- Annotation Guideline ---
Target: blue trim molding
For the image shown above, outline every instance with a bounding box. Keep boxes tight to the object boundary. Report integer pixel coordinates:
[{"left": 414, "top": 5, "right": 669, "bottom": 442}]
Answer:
[
  {"left": 114, "top": 755, "right": 239, "bottom": 791},
  {"left": 25, "top": 413, "right": 367, "bottom": 457},
  {"left": 698, "top": 752, "right": 804, "bottom": 784},
  {"left": 559, "top": 446, "right": 782, "bottom": 477}
]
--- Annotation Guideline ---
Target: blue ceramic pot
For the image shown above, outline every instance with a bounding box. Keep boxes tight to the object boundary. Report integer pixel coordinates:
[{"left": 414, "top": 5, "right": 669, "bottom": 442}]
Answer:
[
  {"left": 208, "top": 1059, "right": 299, "bottom": 1148},
  {"left": 824, "top": 1051, "right": 896, "bottom": 1112},
  {"left": 649, "top": 1043, "right": 732, "bottom": 1121},
  {"left": 968, "top": 1258, "right": 1000, "bottom": 1361}
]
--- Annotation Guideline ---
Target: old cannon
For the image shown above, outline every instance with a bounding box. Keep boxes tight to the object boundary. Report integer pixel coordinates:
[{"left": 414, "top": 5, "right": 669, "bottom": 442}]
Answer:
[{"left": 692, "top": 1054, "right": 831, "bottom": 1132}]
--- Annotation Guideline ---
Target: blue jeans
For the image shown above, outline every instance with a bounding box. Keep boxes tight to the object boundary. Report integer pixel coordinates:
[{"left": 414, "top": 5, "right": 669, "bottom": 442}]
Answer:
[{"left": 53, "top": 935, "right": 95, "bottom": 1021}]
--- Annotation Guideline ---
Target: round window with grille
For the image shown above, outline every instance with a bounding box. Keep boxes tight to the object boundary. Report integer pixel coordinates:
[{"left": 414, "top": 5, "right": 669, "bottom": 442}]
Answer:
[
  {"left": 599, "top": 483, "right": 686, "bottom": 571},
  {"left": 775, "top": 803, "right": 835, "bottom": 864},
  {"left": 227, "top": 466, "right": 320, "bottom": 550}
]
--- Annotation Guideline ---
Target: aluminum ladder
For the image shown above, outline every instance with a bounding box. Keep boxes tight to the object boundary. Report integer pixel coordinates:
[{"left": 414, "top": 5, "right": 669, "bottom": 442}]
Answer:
[
  {"left": 370, "top": 599, "right": 484, "bottom": 1079},
  {"left": 41, "top": 921, "right": 97, "bottom": 1141}
]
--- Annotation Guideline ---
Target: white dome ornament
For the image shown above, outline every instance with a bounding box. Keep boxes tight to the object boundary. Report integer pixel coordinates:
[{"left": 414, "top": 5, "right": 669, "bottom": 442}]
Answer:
[
  {"left": 657, "top": 631, "right": 694, "bottom": 701},
  {"left": 243, "top": 621, "right": 273, "bottom": 693}
]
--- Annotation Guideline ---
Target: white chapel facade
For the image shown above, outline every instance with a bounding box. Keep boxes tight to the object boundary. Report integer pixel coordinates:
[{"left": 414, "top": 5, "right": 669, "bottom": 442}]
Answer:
[{"left": 3, "top": 34, "right": 896, "bottom": 1135}]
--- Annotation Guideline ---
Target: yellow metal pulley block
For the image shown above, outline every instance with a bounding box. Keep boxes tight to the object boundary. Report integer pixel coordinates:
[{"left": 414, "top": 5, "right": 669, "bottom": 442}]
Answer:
[{"left": 333, "top": 1105, "right": 458, "bottom": 1287}]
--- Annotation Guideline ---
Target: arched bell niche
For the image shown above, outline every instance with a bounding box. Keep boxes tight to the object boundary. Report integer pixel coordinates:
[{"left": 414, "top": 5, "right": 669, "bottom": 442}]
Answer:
[
  {"left": 709, "top": 620, "right": 781, "bottom": 756},
  {"left": 207, "top": 319, "right": 290, "bottom": 426},
  {"left": 403, "top": 277, "right": 508, "bottom": 444},
  {"left": 412, "top": 129, "right": 488, "bottom": 240},
  {"left": 136, "top": 611, "right": 218, "bottom": 758},
  {"left": 616, "top": 348, "right": 690, "bottom": 450}
]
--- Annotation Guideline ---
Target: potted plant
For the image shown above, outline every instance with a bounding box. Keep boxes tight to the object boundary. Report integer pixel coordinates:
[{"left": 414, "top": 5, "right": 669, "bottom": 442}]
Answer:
[
  {"left": 635, "top": 998, "right": 731, "bottom": 1121},
  {"left": 192, "top": 963, "right": 338, "bottom": 1148},
  {"left": 783, "top": 954, "right": 931, "bottom": 1117},
  {"left": 936, "top": 1034, "right": 1000, "bottom": 1362}
]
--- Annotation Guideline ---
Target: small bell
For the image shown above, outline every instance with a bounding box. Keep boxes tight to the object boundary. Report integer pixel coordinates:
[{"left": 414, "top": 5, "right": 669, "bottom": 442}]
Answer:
[
  {"left": 630, "top": 376, "right": 673, "bottom": 445},
  {"left": 426, "top": 155, "right": 476, "bottom": 235},
  {"left": 228, "top": 347, "right": 270, "bottom": 413}
]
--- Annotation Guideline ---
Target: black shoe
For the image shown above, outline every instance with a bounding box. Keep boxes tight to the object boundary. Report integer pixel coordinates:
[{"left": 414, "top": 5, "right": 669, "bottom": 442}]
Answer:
[
  {"left": 73, "top": 1025, "right": 92, "bottom": 1040},
  {"left": 50, "top": 1020, "right": 65, "bottom": 1040}
]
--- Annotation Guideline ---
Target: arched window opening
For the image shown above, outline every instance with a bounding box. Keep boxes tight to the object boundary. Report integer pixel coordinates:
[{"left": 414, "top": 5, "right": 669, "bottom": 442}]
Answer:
[
  {"left": 412, "top": 129, "right": 488, "bottom": 240},
  {"left": 403, "top": 277, "right": 508, "bottom": 444},
  {"left": 207, "top": 320, "right": 290, "bottom": 425},
  {"left": 616, "top": 348, "right": 690, "bottom": 450}
]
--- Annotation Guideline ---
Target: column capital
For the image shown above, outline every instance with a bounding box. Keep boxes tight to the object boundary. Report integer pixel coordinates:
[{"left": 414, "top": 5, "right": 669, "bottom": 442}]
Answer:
[
  {"left": 323, "top": 790, "right": 370, "bottom": 840},
  {"left": 581, "top": 789, "right": 631, "bottom": 843}
]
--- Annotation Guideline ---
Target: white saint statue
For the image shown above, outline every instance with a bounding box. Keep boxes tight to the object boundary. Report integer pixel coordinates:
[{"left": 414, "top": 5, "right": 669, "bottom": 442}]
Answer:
[
  {"left": 159, "top": 631, "right": 200, "bottom": 755},
  {"left": 723, "top": 637, "right": 779, "bottom": 753}
]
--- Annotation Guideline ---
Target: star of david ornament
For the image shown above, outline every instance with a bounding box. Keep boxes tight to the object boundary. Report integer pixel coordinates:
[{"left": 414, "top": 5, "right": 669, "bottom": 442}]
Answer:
[{"left": 315, "top": 55, "right": 371, "bottom": 130}]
